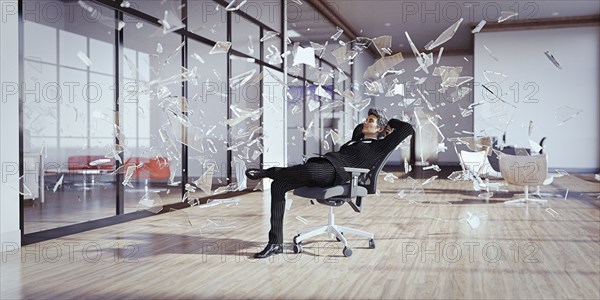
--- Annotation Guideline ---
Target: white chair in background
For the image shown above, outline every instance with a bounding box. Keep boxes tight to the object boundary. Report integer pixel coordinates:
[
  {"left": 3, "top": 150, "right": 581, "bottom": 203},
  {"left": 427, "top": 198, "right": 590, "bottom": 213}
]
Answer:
[{"left": 499, "top": 153, "right": 548, "bottom": 205}]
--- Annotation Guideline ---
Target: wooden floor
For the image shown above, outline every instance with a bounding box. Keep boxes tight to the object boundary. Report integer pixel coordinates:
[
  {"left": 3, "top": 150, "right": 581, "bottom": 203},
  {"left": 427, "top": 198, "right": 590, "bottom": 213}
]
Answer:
[{"left": 2, "top": 172, "right": 599, "bottom": 299}]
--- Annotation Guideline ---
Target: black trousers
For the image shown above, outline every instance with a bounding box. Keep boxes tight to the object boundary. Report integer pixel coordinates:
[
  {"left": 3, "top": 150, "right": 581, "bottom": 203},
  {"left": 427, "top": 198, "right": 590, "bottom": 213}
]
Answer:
[{"left": 264, "top": 158, "right": 338, "bottom": 244}]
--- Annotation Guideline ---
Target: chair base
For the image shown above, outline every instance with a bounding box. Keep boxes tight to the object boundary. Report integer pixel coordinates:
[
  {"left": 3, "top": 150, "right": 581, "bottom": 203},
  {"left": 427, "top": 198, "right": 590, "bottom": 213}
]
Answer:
[{"left": 294, "top": 207, "right": 374, "bottom": 249}]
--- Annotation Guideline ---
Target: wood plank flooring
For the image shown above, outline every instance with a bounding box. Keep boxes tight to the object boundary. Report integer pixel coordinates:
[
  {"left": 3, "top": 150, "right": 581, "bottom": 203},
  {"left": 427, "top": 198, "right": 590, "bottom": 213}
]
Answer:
[{"left": 2, "top": 172, "right": 599, "bottom": 299}]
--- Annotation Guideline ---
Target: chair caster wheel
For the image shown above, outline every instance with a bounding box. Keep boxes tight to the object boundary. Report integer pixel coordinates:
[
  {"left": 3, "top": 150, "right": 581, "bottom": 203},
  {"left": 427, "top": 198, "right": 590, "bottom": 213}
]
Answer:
[
  {"left": 336, "top": 232, "right": 344, "bottom": 242},
  {"left": 369, "top": 238, "right": 375, "bottom": 249},
  {"left": 293, "top": 244, "right": 303, "bottom": 254},
  {"left": 342, "top": 247, "right": 352, "bottom": 257},
  {"left": 293, "top": 234, "right": 302, "bottom": 245}
]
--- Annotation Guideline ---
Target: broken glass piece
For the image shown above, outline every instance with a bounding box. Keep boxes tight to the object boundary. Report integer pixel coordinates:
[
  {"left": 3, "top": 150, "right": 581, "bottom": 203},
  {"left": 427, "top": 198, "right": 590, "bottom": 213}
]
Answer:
[
  {"left": 122, "top": 165, "right": 137, "bottom": 188},
  {"left": 292, "top": 46, "right": 316, "bottom": 67},
  {"left": 230, "top": 69, "right": 256, "bottom": 89},
  {"left": 266, "top": 44, "right": 282, "bottom": 64},
  {"left": 156, "top": 43, "right": 163, "bottom": 53},
  {"left": 498, "top": 11, "right": 518, "bottom": 23},
  {"left": 77, "top": 51, "right": 92, "bottom": 66},
  {"left": 555, "top": 106, "right": 582, "bottom": 126},
  {"left": 544, "top": 50, "right": 562, "bottom": 69},
  {"left": 260, "top": 30, "right": 280, "bottom": 42},
  {"left": 308, "top": 98, "right": 320, "bottom": 112},
  {"left": 233, "top": 157, "right": 247, "bottom": 191},
  {"left": 383, "top": 172, "right": 398, "bottom": 183},
  {"left": 545, "top": 207, "right": 559, "bottom": 218},
  {"left": 465, "top": 212, "right": 480, "bottom": 229},
  {"left": 337, "top": 68, "right": 349, "bottom": 82},
  {"left": 191, "top": 52, "right": 205, "bottom": 64},
  {"left": 347, "top": 97, "right": 371, "bottom": 112},
  {"left": 226, "top": 0, "right": 247, "bottom": 11},
  {"left": 425, "top": 18, "right": 463, "bottom": 51},
  {"left": 315, "top": 85, "right": 332, "bottom": 99},
  {"left": 422, "top": 175, "right": 438, "bottom": 186},
  {"left": 137, "top": 191, "right": 163, "bottom": 214},
  {"left": 331, "top": 43, "right": 349, "bottom": 65},
  {"left": 247, "top": 35, "right": 255, "bottom": 54},
  {"left": 136, "top": 22, "right": 143, "bottom": 29},
  {"left": 372, "top": 35, "right": 392, "bottom": 57},
  {"left": 157, "top": 9, "right": 185, "bottom": 34},
  {"left": 395, "top": 176, "right": 425, "bottom": 203},
  {"left": 331, "top": 26, "right": 344, "bottom": 41},
  {"left": 436, "top": 47, "right": 444, "bottom": 64},
  {"left": 52, "top": 174, "right": 64, "bottom": 193},
  {"left": 423, "top": 164, "right": 441, "bottom": 172},
  {"left": 168, "top": 208, "right": 193, "bottom": 228},
  {"left": 209, "top": 41, "right": 232, "bottom": 54},
  {"left": 483, "top": 70, "right": 509, "bottom": 83},
  {"left": 447, "top": 170, "right": 467, "bottom": 181},
  {"left": 483, "top": 45, "right": 499, "bottom": 61},
  {"left": 295, "top": 216, "right": 309, "bottom": 225},
  {"left": 472, "top": 20, "right": 487, "bottom": 33}
]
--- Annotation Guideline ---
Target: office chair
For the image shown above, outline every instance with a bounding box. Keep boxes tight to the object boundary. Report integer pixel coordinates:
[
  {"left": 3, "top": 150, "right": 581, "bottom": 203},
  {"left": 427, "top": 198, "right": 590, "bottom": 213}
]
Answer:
[
  {"left": 291, "top": 150, "right": 395, "bottom": 257},
  {"left": 499, "top": 153, "right": 548, "bottom": 206}
]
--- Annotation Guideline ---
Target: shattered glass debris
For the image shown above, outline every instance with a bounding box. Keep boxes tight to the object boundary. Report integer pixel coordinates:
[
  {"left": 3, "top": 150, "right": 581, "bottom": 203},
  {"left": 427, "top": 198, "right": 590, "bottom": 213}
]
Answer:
[
  {"left": 425, "top": 18, "right": 463, "bottom": 51},
  {"left": 544, "top": 50, "right": 562, "bottom": 69}
]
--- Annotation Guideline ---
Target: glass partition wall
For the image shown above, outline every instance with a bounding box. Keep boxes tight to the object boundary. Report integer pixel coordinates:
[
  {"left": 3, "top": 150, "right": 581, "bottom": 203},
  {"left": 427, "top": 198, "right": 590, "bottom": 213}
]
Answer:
[
  {"left": 20, "top": 0, "right": 288, "bottom": 238},
  {"left": 285, "top": 1, "right": 353, "bottom": 165}
]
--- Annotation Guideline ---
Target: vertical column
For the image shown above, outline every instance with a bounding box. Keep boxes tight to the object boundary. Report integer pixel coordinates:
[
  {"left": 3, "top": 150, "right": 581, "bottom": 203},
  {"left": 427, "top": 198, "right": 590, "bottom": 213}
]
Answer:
[{"left": 1, "top": 0, "right": 22, "bottom": 246}]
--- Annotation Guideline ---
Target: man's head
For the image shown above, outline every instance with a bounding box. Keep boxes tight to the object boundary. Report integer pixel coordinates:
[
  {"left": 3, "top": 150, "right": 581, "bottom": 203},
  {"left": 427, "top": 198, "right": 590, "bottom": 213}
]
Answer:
[{"left": 362, "top": 108, "right": 388, "bottom": 139}]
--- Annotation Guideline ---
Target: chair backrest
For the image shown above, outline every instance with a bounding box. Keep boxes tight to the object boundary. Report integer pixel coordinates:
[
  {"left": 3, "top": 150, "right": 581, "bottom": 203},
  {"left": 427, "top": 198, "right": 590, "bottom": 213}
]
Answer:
[
  {"left": 499, "top": 153, "right": 548, "bottom": 186},
  {"left": 460, "top": 150, "right": 486, "bottom": 175},
  {"left": 359, "top": 150, "right": 396, "bottom": 194}
]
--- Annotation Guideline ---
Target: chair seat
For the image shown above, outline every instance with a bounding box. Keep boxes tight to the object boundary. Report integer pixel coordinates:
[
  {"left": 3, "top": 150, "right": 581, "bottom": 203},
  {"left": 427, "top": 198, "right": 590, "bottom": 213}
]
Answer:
[{"left": 293, "top": 185, "right": 368, "bottom": 200}]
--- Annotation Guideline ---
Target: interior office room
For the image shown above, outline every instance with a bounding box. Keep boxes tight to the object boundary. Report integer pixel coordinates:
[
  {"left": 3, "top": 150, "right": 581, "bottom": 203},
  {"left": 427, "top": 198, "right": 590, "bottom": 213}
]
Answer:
[{"left": 1, "top": 0, "right": 599, "bottom": 298}]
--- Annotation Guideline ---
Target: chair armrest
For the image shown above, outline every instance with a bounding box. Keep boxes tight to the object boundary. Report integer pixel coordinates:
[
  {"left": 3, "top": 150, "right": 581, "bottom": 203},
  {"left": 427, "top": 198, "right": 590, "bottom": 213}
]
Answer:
[
  {"left": 343, "top": 167, "right": 369, "bottom": 200},
  {"left": 343, "top": 167, "right": 370, "bottom": 174}
]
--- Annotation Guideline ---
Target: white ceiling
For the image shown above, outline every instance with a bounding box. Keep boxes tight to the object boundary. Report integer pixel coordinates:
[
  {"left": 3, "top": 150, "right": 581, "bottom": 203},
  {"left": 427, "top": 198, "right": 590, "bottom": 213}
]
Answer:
[{"left": 326, "top": 0, "right": 600, "bottom": 53}]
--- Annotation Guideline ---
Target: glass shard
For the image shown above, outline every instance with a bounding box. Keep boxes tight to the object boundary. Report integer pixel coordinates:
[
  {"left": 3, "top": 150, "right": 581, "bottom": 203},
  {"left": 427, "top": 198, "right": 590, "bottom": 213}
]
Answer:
[
  {"left": 168, "top": 208, "right": 193, "bottom": 228},
  {"left": 498, "top": 11, "right": 518, "bottom": 23},
  {"left": 292, "top": 46, "right": 316, "bottom": 67},
  {"left": 545, "top": 207, "right": 559, "bottom": 218},
  {"left": 52, "top": 174, "right": 64, "bottom": 193},
  {"left": 260, "top": 31, "right": 280, "bottom": 42},
  {"left": 77, "top": 51, "right": 92, "bottom": 66},
  {"left": 472, "top": 20, "right": 487, "bottom": 33},
  {"left": 137, "top": 191, "right": 163, "bottom": 214},
  {"left": 544, "top": 50, "right": 562, "bottom": 69},
  {"left": 384, "top": 172, "right": 398, "bottom": 183},
  {"left": 295, "top": 216, "right": 309, "bottom": 225},
  {"left": 436, "top": 47, "right": 444, "bottom": 64},
  {"left": 421, "top": 175, "right": 438, "bottom": 186},
  {"left": 483, "top": 70, "right": 509, "bottom": 83},
  {"left": 425, "top": 18, "right": 463, "bottom": 51},
  {"left": 331, "top": 27, "right": 344, "bottom": 41},
  {"left": 555, "top": 106, "right": 582, "bottom": 126},
  {"left": 483, "top": 45, "right": 499, "bottom": 61},
  {"left": 372, "top": 35, "right": 392, "bottom": 57},
  {"left": 465, "top": 212, "right": 480, "bottom": 229},
  {"left": 225, "top": 0, "right": 247, "bottom": 11},
  {"left": 209, "top": 41, "right": 232, "bottom": 54}
]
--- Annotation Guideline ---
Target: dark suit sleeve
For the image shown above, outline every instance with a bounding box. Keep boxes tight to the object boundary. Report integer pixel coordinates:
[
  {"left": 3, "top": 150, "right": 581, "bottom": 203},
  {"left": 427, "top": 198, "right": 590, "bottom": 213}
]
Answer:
[{"left": 378, "top": 119, "right": 414, "bottom": 154}]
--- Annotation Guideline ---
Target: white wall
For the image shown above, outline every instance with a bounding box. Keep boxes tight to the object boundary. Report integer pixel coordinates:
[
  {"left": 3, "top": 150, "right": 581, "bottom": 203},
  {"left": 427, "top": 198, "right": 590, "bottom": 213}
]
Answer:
[
  {"left": 474, "top": 26, "right": 600, "bottom": 171},
  {"left": 1, "top": 0, "right": 22, "bottom": 248},
  {"left": 372, "top": 54, "right": 475, "bottom": 165}
]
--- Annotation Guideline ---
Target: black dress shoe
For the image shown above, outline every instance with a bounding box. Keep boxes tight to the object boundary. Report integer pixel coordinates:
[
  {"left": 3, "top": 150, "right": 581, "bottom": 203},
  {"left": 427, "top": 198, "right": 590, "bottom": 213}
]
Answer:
[
  {"left": 254, "top": 243, "right": 283, "bottom": 259},
  {"left": 245, "top": 168, "right": 267, "bottom": 180}
]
